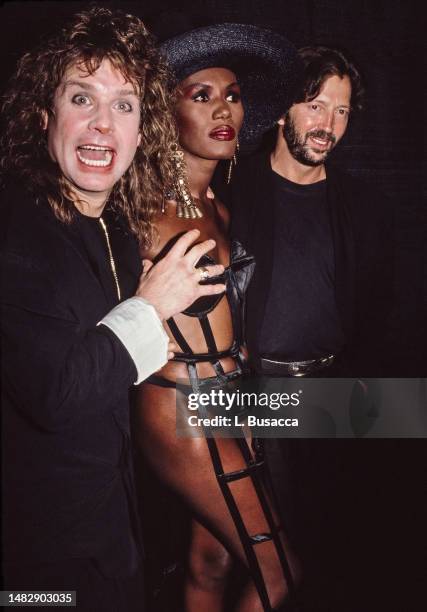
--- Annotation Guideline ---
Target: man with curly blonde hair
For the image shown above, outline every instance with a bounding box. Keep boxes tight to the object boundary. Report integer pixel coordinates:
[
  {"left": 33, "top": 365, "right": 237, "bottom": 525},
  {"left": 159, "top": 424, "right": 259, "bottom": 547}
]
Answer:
[{"left": 1, "top": 7, "right": 224, "bottom": 608}]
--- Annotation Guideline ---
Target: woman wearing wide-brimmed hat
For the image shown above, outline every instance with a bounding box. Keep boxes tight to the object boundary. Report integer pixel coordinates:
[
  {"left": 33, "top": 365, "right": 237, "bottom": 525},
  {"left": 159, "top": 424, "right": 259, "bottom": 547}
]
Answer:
[{"left": 133, "top": 22, "right": 301, "bottom": 611}]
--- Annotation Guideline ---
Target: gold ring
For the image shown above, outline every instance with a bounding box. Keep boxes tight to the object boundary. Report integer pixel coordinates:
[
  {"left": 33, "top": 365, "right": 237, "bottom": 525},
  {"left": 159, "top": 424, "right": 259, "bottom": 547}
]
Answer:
[{"left": 199, "top": 267, "right": 209, "bottom": 281}]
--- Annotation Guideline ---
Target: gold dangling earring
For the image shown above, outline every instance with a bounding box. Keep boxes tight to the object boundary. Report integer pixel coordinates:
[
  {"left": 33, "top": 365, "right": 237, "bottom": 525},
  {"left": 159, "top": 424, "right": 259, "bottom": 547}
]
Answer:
[
  {"left": 168, "top": 144, "right": 203, "bottom": 219},
  {"left": 226, "top": 138, "right": 239, "bottom": 185}
]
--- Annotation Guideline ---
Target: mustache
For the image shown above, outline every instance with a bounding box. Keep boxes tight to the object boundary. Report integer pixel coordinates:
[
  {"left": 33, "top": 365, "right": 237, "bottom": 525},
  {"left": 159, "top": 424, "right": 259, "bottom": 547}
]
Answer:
[{"left": 306, "top": 129, "right": 336, "bottom": 144}]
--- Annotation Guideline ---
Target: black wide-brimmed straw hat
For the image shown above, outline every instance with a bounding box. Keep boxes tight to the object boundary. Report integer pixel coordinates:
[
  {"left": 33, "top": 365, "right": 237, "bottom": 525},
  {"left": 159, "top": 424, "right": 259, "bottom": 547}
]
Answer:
[{"left": 159, "top": 23, "right": 301, "bottom": 145}]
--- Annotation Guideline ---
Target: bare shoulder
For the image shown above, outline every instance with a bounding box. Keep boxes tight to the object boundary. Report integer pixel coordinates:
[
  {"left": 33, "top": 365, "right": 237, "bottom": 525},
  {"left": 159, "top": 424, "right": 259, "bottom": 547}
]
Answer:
[
  {"left": 139, "top": 211, "right": 167, "bottom": 260},
  {"left": 140, "top": 204, "right": 202, "bottom": 260}
]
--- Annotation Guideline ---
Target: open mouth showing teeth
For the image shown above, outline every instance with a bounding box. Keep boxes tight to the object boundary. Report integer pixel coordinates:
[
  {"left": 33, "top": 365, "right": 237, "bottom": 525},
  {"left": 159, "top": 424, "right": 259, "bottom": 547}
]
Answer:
[
  {"left": 311, "top": 137, "right": 329, "bottom": 146},
  {"left": 77, "top": 145, "right": 114, "bottom": 167}
]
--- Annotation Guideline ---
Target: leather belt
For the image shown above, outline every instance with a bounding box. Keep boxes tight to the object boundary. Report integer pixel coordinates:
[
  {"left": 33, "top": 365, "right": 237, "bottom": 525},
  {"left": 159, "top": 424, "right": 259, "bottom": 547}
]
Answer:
[{"left": 259, "top": 354, "right": 335, "bottom": 377}]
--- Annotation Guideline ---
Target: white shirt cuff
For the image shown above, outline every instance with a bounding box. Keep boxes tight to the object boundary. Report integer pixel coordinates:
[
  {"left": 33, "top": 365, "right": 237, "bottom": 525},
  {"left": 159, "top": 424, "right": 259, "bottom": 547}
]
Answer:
[{"left": 98, "top": 297, "right": 169, "bottom": 385}]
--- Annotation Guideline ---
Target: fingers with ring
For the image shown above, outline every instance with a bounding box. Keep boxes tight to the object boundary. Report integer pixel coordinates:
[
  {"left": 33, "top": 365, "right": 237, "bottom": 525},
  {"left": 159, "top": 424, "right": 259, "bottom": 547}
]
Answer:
[{"left": 198, "top": 266, "right": 210, "bottom": 281}]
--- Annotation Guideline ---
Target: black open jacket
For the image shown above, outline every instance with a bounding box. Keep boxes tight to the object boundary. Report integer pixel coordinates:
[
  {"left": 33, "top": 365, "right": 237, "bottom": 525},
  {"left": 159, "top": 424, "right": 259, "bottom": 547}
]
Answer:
[
  {"left": 1, "top": 185, "right": 144, "bottom": 578},
  {"left": 229, "top": 151, "right": 394, "bottom": 376}
]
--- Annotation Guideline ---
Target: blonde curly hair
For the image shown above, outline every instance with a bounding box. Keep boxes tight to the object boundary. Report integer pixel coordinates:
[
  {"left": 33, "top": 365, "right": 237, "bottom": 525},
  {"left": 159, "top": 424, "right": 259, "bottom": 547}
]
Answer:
[{"left": 0, "top": 6, "right": 177, "bottom": 248}]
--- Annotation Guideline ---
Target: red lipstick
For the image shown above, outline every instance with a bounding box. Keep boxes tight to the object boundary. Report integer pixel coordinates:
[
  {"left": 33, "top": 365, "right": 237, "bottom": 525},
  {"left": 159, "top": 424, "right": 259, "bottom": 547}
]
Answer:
[{"left": 209, "top": 126, "right": 236, "bottom": 141}]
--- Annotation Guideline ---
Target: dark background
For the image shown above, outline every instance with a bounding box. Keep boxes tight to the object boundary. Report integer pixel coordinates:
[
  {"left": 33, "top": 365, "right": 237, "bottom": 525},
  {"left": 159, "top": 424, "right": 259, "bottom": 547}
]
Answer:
[
  {"left": 1, "top": 2, "right": 425, "bottom": 611},
  {"left": 1, "top": 0, "right": 425, "bottom": 371}
]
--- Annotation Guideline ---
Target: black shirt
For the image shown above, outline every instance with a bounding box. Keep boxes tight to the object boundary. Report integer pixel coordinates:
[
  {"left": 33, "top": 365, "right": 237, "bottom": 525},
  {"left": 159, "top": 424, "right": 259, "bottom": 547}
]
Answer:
[{"left": 259, "top": 171, "right": 345, "bottom": 360}]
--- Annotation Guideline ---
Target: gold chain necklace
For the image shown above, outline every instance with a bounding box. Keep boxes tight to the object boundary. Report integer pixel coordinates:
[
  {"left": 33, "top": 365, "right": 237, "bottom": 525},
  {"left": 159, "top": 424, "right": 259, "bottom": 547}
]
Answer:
[{"left": 99, "top": 217, "right": 121, "bottom": 301}]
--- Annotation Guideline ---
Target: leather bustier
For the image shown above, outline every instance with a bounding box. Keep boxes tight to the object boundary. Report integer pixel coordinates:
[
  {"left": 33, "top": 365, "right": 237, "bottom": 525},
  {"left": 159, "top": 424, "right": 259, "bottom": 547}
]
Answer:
[{"left": 167, "top": 239, "right": 255, "bottom": 364}]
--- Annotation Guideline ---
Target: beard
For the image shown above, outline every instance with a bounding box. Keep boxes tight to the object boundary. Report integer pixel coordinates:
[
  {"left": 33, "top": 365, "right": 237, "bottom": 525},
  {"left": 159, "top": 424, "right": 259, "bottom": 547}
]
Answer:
[{"left": 283, "top": 113, "right": 337, "bottom": 166}]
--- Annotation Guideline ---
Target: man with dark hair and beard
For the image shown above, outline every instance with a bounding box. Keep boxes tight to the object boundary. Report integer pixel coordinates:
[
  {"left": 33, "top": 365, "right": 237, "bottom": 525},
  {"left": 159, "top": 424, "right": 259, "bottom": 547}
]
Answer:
[
  {"left": 229, "top": 46, "right": 394, "bottom": 609},
  {"left": 231, "top": 45, "right": 393, "bottom": 378}
]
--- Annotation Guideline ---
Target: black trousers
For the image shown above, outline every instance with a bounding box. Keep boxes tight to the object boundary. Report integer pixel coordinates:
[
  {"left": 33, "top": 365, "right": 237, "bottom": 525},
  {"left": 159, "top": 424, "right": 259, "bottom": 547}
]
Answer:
[{"left": 3, "top": 558, "right": 145, "bottom": 612}]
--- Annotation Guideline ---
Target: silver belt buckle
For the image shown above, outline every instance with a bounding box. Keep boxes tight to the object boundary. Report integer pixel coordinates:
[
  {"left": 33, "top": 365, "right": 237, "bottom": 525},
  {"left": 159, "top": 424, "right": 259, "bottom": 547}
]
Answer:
[{"left": 260, "top": 354, "right": 335, "bottom": 377}]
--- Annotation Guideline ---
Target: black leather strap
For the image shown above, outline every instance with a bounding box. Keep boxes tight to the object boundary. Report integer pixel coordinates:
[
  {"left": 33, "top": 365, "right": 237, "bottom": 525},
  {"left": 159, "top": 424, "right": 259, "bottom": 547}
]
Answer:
[
  {"left": 167, "top": 317, "right": 193, "bottom": 355},
  {"left": 188, "top": 367, "right": 296, "bottom": 611},
  {"left": 199, "top": 316, "right": 218, "bottom": 354}
]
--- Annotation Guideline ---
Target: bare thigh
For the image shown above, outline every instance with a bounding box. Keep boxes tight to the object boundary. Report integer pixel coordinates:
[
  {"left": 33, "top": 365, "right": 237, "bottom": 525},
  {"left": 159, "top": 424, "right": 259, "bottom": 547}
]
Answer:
[{"left": 134, "top": 384, "right": 293, "bottom": 571}]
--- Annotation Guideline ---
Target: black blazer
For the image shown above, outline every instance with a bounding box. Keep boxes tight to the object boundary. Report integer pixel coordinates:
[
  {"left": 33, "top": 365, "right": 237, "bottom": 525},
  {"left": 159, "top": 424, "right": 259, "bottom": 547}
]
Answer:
[
  {"left": 1, "top": 185, "right": 143, "bottom": 577},
  {"left": 230, "top": 151, "right": 394, "bottom": 376}
]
